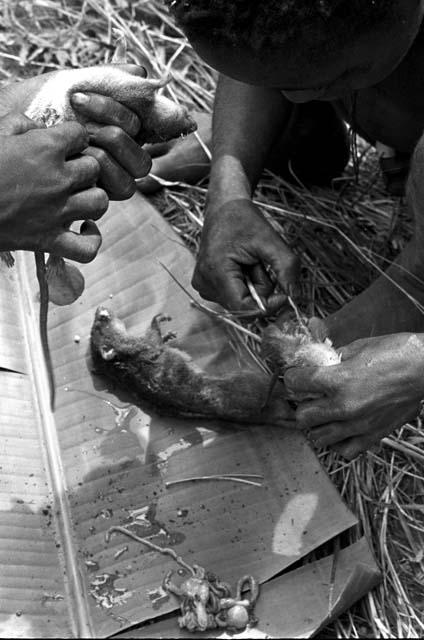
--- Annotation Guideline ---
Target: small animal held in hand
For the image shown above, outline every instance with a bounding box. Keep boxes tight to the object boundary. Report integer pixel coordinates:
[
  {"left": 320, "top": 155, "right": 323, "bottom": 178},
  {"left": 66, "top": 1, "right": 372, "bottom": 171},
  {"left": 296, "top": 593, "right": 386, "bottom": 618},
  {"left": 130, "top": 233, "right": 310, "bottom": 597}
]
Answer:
[{"left": 90, "top": 307, "right": 290, "bottom": 424}]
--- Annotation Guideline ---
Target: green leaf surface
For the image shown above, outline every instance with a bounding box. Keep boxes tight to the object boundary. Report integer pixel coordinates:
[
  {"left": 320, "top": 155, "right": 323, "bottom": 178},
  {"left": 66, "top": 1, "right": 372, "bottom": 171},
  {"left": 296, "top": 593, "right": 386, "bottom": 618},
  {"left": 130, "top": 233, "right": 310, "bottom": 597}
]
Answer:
[{"left": 0, "top": 193, "right": 363, "bottom": 638}]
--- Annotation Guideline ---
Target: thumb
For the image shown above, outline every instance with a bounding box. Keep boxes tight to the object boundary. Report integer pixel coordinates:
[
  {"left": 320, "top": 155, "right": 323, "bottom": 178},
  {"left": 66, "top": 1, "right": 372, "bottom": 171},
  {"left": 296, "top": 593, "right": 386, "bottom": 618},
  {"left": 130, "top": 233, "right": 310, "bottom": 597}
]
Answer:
[
  {"left": 259, "top": 240, "right": 300, "bottom": 291},
  {"left": 338, "top": 338, "right": 368, "bottom": 361},
  {"left": 0, "top": 112, "right": 43, "bottom": 135}
]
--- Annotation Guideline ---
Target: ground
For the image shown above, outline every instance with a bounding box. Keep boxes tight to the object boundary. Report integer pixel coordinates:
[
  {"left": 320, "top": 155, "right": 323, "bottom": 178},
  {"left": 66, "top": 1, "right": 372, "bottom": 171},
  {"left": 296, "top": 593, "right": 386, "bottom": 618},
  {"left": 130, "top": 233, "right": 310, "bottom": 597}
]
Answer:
[{"left": 0, "top": 0, "right": 423, "bottom": 636}]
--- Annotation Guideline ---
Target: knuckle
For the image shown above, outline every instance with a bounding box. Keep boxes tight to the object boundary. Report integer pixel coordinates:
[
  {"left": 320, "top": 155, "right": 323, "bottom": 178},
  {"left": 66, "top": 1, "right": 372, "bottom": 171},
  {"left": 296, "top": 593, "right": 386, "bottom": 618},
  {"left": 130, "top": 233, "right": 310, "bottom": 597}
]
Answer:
[
  {"left": 88, "top": 146, "right": 108, "bottom": 167},
  {"left": 56, "top": 120, "right": 88, "bottom": 148},
  {"left": 57, "top": 170, "right": 74, "bottom": 195},
  {"left": 15, "top": 113, "right": 35, "bottom": 129},
  {"left": 63, "top": 120, "right": 86, "bottom": 139},
  {"left": 335, "top": 394, "right": 355, "bottom": 418},
  {"left": 42, "top": 130, "right": 61, "bottom": 154},
  {"left": 295, "top": 407, "right": 309, "bottom": 427},
  {"left": 85, "top": 154, "right": 101, "bottom": 176},
  {"left": 105, "top": 125, "right": 124, "bottom": 146}
]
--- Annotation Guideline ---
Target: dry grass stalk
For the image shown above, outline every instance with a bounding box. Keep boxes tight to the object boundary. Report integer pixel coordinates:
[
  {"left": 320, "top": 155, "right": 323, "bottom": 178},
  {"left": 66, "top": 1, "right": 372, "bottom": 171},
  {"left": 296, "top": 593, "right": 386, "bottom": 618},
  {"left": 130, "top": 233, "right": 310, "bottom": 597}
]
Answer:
[{"left": 1, "top": 1, "right": 423, "bottom": 637}]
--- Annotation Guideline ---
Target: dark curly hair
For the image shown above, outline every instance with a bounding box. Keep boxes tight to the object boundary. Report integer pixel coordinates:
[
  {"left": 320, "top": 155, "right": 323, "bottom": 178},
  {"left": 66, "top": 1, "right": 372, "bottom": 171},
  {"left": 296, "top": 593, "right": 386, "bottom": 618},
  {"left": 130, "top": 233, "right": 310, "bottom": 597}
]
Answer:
[{"left": 166, "top": 1, "right": 403, "bottom": 55}]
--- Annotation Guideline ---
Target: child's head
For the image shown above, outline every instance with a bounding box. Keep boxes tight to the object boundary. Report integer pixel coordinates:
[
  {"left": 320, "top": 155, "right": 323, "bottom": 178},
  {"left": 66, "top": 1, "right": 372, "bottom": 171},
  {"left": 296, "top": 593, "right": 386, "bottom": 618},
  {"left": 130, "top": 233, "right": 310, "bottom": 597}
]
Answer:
[{"left": 169, "top": 1, "right": 424, "bottom": 101}]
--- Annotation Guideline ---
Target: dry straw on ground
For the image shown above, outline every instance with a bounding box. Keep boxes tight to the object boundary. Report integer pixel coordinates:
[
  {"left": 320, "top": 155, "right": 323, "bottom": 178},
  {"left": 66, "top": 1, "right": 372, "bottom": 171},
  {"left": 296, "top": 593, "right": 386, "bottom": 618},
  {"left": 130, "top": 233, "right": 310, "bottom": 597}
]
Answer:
[{"left": 1, "top": 0, "right": 423, "bottom": 637}]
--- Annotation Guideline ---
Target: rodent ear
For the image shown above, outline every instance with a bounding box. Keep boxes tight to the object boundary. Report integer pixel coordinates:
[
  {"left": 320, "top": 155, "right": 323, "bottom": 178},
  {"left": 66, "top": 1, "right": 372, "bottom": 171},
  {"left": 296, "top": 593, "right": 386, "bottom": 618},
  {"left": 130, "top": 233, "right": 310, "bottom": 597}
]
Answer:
[{"left": 100, "top": 346, "right": 116, "bottom": 361}]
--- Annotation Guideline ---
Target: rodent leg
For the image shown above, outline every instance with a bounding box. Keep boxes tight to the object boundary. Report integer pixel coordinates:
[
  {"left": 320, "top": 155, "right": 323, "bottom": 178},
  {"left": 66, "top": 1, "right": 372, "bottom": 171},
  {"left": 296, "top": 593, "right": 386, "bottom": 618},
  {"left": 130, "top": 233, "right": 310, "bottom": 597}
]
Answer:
[
  {"left": 148, "top": 313, "right": 174, "bottom": 345},
  {"left": 162, "top": 330, "right": 177, "bottom": 343}
]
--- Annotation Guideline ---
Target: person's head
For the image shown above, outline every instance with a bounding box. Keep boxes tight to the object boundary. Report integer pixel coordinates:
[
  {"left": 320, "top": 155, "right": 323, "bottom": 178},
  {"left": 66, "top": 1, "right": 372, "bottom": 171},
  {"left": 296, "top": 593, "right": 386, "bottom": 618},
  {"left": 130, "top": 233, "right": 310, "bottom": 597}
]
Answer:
[{"left": 168, "top": 0, "right": 424, "bottom": 101}]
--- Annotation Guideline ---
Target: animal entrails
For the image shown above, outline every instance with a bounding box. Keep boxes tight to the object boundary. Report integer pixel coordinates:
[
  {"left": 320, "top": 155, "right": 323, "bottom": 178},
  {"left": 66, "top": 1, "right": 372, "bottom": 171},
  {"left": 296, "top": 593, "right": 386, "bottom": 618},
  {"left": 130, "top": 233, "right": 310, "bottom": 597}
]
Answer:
[
  {"left": 90, "top": 307, "right": 289, "bottom": 424},
  {"left": 106, "top": 524, "right": 259, "bottom": 632}
]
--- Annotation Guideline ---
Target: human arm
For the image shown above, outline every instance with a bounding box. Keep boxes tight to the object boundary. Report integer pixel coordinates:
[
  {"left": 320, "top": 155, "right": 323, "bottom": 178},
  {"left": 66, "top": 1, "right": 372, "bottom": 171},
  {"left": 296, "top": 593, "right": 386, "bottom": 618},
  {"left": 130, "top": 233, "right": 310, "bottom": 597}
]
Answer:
[
  {"left": 192, "top": 75, "right": 299, "bottom": 313},
  {"left": 284, "top": 332, "right": 424, "bottom": 459}
]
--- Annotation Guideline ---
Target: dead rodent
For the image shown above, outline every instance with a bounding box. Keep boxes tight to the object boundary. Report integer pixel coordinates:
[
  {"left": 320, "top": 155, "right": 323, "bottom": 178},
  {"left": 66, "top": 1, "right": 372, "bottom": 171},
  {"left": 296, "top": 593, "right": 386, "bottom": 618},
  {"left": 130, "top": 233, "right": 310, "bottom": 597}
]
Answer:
[
  {"left": 26, "top": 66, "right": 197, "bottom": 142},
  {"left": 90, "top": 307, "right": 289, "bottom": 425}
]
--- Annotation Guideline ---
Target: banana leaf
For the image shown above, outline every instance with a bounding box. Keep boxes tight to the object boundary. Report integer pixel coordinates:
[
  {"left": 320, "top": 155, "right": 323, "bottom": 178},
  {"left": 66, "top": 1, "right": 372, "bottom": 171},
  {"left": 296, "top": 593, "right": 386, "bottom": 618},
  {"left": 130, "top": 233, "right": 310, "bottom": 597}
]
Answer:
[{"left": 0, "top": 193, "right": 374, "bottom": 638}]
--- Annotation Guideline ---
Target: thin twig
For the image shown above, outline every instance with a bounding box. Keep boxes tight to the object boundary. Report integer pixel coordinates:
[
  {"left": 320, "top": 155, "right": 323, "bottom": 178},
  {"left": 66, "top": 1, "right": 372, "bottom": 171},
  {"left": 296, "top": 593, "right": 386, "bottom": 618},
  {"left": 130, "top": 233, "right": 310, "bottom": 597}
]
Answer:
[
  {"left": 158, "top": 261, "right": 262, "bottom": 342},
  {"left": 165, "top": 475, "right": 264, "bottom": 488}
]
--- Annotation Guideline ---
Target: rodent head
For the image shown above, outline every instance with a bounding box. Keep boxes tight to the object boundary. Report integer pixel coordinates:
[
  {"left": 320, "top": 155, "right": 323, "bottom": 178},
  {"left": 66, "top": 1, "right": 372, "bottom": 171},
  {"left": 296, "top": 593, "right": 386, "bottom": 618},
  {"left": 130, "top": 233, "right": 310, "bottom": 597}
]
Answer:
[{"left": 91, "top": 306, "right": 127, "bottom": 361}]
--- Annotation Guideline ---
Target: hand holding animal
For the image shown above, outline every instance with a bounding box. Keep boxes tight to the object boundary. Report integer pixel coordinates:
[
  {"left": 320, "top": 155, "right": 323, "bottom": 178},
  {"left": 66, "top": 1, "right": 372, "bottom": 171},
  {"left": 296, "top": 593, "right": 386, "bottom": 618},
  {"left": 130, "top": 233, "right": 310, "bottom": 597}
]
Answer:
[{"left": 0, "top": 63, "right": 196, "bottom": 261}]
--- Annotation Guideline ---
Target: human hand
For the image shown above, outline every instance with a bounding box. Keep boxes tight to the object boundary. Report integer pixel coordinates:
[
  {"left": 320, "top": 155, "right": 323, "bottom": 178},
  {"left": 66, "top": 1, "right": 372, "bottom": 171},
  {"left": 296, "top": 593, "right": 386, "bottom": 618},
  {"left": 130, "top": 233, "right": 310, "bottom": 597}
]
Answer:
[
  {"left": 284, "top": 333, "right": 424, "bottom": 459},
  {"left": 192, "top": 199, "right": 299, "bottom": 314},
  {"left": 70, "top": 64, "right": 152, "bottom": 200},
  {"left": 0, "top": 65, "right": 152, "bottom": 201},
  {"left": 0, "top": 113, "right": 106, "bottom": 262},
  {"left": 137, "top": 111, "right": 211, "bottom": 194}
]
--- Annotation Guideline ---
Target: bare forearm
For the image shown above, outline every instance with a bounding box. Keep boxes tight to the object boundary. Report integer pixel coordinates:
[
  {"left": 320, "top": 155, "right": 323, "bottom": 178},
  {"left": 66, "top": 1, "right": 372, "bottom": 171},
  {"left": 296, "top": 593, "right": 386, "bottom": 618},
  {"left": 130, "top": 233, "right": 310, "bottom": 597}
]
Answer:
[
  {"left": 326, "top": 239, "right": 424, "bottom": 346},
  {"left": 207, "top": 75, "right": 292, "bottom": 209}
]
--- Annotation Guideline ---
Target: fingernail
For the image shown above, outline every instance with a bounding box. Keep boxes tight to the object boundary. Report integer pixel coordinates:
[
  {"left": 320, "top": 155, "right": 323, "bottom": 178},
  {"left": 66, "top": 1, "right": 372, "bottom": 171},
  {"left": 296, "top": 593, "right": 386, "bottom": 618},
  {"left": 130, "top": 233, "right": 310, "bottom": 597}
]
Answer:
[{"left": 72, "top": 92, "right": 89, "bottom": 106}]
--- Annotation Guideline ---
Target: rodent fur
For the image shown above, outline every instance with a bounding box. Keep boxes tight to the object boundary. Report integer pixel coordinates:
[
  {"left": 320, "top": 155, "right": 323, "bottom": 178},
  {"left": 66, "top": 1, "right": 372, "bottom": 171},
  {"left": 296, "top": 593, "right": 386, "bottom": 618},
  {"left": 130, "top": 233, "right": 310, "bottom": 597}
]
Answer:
[{"left": 90, "top": 307, "right": 289, "bottom": 425}]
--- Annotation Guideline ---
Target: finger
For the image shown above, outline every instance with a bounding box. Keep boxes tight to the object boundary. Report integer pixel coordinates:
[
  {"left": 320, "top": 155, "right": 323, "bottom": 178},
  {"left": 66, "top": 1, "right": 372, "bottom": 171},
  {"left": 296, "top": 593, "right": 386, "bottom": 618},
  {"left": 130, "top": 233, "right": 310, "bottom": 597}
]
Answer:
[
  {"left": 308, "top": 421, "right": 363, "bottom": 448},
  {"left": 111, "top": 63, "right": 147, "bottom": 78},
  {"left": 0, "top": 112, "right": 43, "bottom": 135},
  {"left": 50, "top": 220, "right": 102, "bottom": 263},
  {"left": 83, "top": 145, "right": 136, "bottom": 200},
  {"left": 338, "top": 338, "right": 370, "bottom": 360},
  {"left": 52, "top": 120, "right": 89, "bottom": 157},
  {"left": 333, "top": 433, "right": 381, "bottom": 460},
  {"left": 284, "top": 366, "right": 338, "bottom": 396},
  {"left": 222, "top": 270, "right": 259, "bottom": 313},
  {"left": 66, "top": 154, "right": 100, "bottom": 191},
  {"left": 88, "top": 126, "right": 152, "bottom": 178},
  {"left": 191, "top": 263, "right": 250, "bottom": 312},
  {"left": 71, "top": 92, "right": 140, "bottom": 138},
  {"left": 296, "top": 398, "right": 341, "bottom": 430},
  {"left": 62, "top": 187, "right": 109, "bottom": 224},
  {"left": 249, "top": 263, "right": 273, "bottom": 298},
  {"left": 264, "top": 291, "right": 289, "bottom": 315},
  {"left": 248, "top": 263, "right": 289, "bottom": 312},
  {"left": 143, "top": 141, "right": 173, "bottom": 159},
  {"left": 258, "top": 241, "right": 300, "bottom": 292}
]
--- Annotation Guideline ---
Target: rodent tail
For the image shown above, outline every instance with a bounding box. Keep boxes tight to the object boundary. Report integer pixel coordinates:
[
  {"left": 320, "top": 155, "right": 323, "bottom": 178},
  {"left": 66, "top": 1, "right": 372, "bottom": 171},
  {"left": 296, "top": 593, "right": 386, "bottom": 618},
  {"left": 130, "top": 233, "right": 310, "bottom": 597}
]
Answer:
[{"left": 35, "top": 251, "right": 56, "bottom": 411}]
